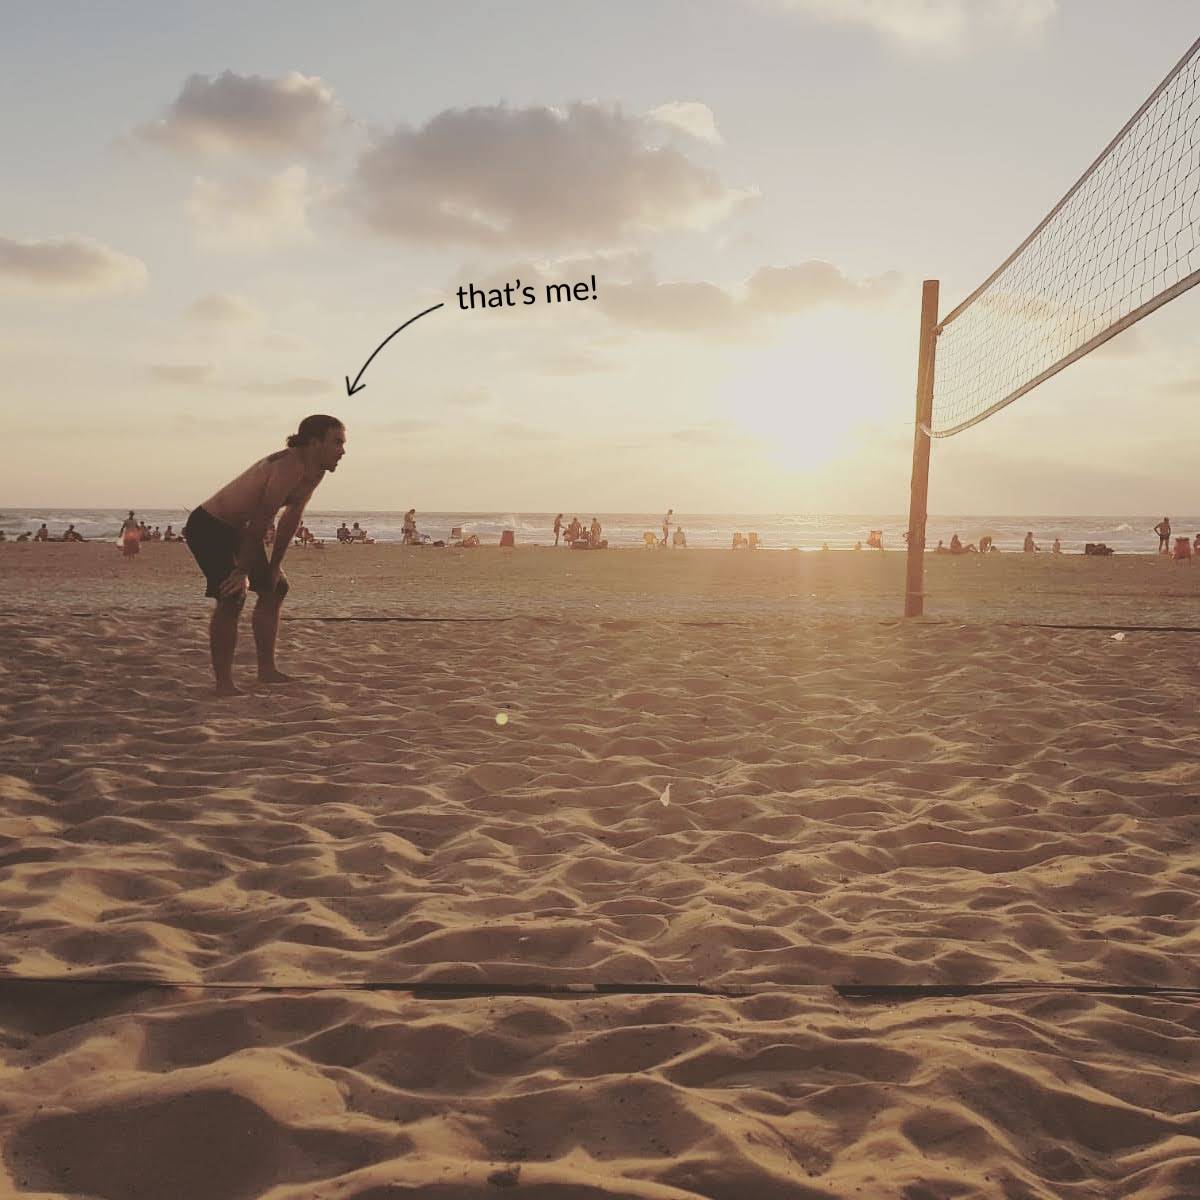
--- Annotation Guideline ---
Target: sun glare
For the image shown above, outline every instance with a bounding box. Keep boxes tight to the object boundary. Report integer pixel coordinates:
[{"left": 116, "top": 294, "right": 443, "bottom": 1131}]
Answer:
[{"left": 719, "top": 314, "right": 898, "bottom": 473}]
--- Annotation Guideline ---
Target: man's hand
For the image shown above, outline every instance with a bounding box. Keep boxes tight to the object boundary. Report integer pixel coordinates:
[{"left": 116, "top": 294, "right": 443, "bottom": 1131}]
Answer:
[{"left": 219, "top": 569, "right": 249, "bottom": 599}]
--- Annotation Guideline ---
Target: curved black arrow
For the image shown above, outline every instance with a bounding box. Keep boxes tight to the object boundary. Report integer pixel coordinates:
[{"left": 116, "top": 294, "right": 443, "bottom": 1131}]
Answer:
[{"left": 345, "top": 302, "right": 445, "bottom": 396}]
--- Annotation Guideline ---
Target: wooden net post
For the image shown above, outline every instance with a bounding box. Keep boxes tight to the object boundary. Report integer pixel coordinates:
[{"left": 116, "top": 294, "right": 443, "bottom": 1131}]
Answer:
[{"left": 904, "top": 279, "right": 940, "bottom": 618}]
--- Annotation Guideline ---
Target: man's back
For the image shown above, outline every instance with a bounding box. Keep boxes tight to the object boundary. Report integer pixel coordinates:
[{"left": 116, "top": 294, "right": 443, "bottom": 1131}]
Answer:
[{"left": 202, "top": 450, "right": 312, "bottom": 529}]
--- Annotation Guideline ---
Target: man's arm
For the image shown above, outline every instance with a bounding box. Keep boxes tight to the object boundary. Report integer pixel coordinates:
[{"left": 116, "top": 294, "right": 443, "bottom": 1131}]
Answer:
[{"left": 270, "top": 501, "right": 307, "bottom": 569}]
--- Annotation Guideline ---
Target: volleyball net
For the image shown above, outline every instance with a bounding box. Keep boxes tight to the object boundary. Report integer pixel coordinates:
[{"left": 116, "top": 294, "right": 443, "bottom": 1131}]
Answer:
[{"left": 930, "top": 36, "right": 1200, "bottom": 439}]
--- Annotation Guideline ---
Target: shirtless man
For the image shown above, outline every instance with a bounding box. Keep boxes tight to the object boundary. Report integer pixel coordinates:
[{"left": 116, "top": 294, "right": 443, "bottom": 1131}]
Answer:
[{"left": 183, "top": 414, "right": 346, "bottom": 696}]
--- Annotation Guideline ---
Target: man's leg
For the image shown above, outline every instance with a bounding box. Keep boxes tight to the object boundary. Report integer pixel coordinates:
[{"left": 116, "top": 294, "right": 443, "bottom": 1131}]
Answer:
[
  {"left": 253, "top": 585, "right": 294, "bottom": 683},
  {"left": 210, "top": 595, "right": 244, "bottom": 695}
]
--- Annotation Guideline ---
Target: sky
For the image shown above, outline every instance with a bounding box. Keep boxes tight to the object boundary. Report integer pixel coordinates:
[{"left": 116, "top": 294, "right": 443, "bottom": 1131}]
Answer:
[{"left": 2, "top": 0, "right": 1198, "bottom": 515}]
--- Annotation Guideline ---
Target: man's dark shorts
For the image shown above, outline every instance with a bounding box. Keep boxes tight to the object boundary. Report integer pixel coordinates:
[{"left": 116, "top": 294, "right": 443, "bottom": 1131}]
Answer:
[{"left": 184, "top": 507, "right": 282, "bottom": 601}]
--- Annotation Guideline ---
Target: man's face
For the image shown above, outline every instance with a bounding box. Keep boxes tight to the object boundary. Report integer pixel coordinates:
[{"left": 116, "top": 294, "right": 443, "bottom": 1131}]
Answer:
[{"left": 320, "top": 426, "right": 347, "bottom": 472}]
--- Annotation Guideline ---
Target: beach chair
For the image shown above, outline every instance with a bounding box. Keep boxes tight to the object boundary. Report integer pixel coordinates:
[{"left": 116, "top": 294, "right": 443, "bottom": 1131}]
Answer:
[
  {"left": 748, "top": 532, "right": 760, "bottom": 550},
  {"left": 866, "top": 530, "right": 882, "bottom": 550},
  {"left": 643, "top": 531, "right": 657, "bottom": 548},
  {"left": 450, "top": 526, "right": 463, "bottom": 540},
  {"left": 499, "top": 529, "right": 515, "bottom": 547}
]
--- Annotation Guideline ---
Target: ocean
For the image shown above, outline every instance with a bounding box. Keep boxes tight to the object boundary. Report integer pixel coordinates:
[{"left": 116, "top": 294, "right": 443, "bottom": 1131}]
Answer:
[{"left": 0, "top": 508, "right": 1183, "bottom": 554}]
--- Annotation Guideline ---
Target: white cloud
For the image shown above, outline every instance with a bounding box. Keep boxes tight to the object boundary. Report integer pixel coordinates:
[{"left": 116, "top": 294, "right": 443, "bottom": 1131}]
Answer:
[
  {"left": 601, "top": 260, "right": 900, "bottom": 335},
  {"left": 744, "top": 261, "right": 901, "bottom": 311},
  {"left": 241, "top": 376, "right": 330, "bottom": 397},
  {"left": 149, "top": 364, "right": 214, "bottom": 385},
  {"left": 756, "top": 0, "right": 1058, "bottom": 51},
  {"left": 136, "top": 70, "right": 340, "bottom": 157},
  {"left": 647, "top": 101, "right": 724, "bottom": 144},
  {"left": 0, "top": 234, "right": 148, "bottom": 294},
  {"left": 187, "top": 166, "right": 312, "bottom": 250},
  {"left": 186, "top": 292, "right": 263, "bottom": 325},
  {"left": 351, "top": 102, "right": 756, "bottom": 248}
]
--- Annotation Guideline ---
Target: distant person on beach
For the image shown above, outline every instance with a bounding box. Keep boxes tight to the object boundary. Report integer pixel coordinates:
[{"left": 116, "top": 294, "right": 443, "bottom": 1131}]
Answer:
[
  {"left": 16, "top": 531, "right": 30, "bottom": 542},
  {"left": 182, "top": 414, "right": 346, "bottom": 696},
  {"left": 33, "top": 523, "right": 49, "bottom": 542},
  {"left": 978, "top": 535, "right": 993, "bottom": 554},
  {"left": 63, "top": 524, "right": 84, "bottom": 542},
  {"left": 164, "top": 525, "right": 177, "bottom": 542},
  {"left": 590, "top": 517, "right": 602, "bottom": 545},
  {"left": 673, "top": 526, "right": 687, "bottom": 547},
  {"left": 1173, "top": 536, "right": 1193, "bottom": 563},
  {"left": 337, "top": 521, "right": 351, "bottom": 542},
  {"left": 1193, "top": 533, "right": 1200, "bottom": 557},
  {"left": 1023, "top": 531, "right": 1040, "bottom": 553},
  {"left": 935, "top": 540, "right": 947, "bottom": 553},
  {"left": 732, "top": 532, "right": 745, "bottom": 549},
  {"left": 553, "top": 513, "right": 563, "bottom": 546},
  {"left": 1052, "top": 538, "right": 1062, "bottom": 554},
  {"left": 119, "top": 513, "right": 140, "bottom": 557},
  {"left": 567, "top": 516, "right": 582, "bottom": 544},
  {"left": 1155, "top": 517, "right": 1171, "bottom": 553},
  {"left": 662, "top": 508, "right": 673, "bottom": 546},
  {"left": 402, "top": 509, "right": 418, "bottom": 544}
]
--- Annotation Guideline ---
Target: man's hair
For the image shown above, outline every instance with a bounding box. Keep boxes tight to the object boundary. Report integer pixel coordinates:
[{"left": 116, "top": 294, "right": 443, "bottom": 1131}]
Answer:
[{"left": 287, "top": 414, "right": 344, "bottom": 448}]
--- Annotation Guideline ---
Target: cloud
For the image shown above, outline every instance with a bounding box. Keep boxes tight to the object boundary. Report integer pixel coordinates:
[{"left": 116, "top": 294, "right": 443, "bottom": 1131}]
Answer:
[
  {"left": 1159, "top": 377, "right": 1200, "bottom": 397},
  {"left": 149, "top": 364, "right": 214, "bottom": 385},
  {"left": 1090, "top": 326, "right": 1145, "bottom": 359},
  {"left": 186, "top": 292, "right": 263, "bottom": 325},
  {"left": 604, "top": 280, "right": 744, "bottom": 335},
  {"left": 744, "top": 262, "right": 901, "bottom": 312},
  {"left": 489, "top": 419, "right": 562, "bottom": 441},
  {"left": 351, "top": 102, "right": 756, "bottom": 248},
  {"left": 537, "top": 347, "right": 619, "bottom": 375},
  {"left": 647, "top": 102, "right": 723, "bottom": 144},
  {"left": 241, "top": 376, "right": 330, "bottom": 397},
  {"left": 602, "top": 260, "right": 898, "bottom": 335},
  {"left": 0, "top": 235, "right": 148, "bottom": 294},
  {"left": 460, "top": 253, "right": 895, "bottom": 337},
  {"left": 260, "top": 332, "right": 310, "bottom": 353},
  {"left": 136, "top": 70, "right": 340, "bottom": 157},
  {"left": 442, "top": 385, "right": 494, "bottom": 408},
  {"left": 755, "top": 0, "right": 1058, "bottom": 51},
  {"left": 187, "top": 166, "right": 312, "bottom": 249}
]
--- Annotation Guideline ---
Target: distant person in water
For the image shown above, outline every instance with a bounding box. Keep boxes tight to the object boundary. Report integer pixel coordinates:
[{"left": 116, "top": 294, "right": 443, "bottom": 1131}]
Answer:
[
  {"left": 1154, "top": 517, "right": 1171, "bottom": 553},
  {"left": 183, "top": 414, "right": 346, "bottom": 696}
]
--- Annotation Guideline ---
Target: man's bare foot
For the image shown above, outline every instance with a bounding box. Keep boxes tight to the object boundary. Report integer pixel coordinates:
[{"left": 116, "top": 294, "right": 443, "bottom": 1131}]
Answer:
[
  {"left": 258, "top": 669, "right": 300, "bottom": 684},
  {"left": 215, "top": 681, "right": 245, "bottom": 697}
]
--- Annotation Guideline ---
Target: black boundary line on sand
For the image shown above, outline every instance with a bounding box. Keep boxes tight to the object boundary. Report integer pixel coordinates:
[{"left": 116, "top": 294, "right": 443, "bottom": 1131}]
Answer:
[
  {"left": 0, "top": 976, "right": 1195, "bottom": 1002},
  {"left": 45, "top": 613, "right": 1200, "bottom": 632}
]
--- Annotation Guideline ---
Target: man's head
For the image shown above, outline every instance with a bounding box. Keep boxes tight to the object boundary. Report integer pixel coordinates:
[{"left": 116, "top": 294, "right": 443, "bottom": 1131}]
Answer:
[{"left": 287, "top": 415, "right": 347, "bottom": 472}]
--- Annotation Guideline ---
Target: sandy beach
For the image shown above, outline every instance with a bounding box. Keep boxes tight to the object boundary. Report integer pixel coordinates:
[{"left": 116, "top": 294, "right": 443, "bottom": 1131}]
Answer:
[{"left": 2, "top": 542, "right": 1199, "bottom": 1198}]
